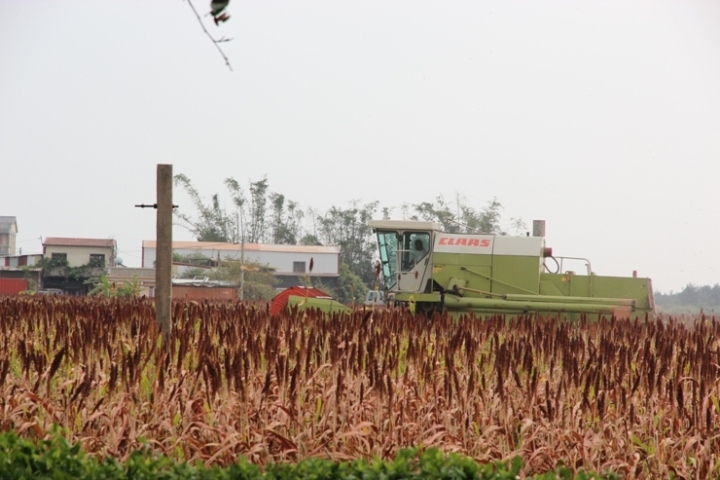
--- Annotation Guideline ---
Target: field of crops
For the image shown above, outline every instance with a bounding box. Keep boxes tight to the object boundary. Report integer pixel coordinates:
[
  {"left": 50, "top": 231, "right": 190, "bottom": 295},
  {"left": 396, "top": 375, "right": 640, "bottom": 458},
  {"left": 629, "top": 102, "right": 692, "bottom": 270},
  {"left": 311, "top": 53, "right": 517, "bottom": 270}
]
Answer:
[{"left": 0, "top": 296, "right": 719, "bottom": 478}]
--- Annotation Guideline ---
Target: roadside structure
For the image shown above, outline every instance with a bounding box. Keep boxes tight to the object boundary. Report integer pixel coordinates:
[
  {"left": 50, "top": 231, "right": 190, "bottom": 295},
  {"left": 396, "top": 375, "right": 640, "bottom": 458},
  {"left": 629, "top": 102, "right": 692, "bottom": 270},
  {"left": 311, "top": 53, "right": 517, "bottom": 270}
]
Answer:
[{"left": 141, "top": 240, "right": 342, "bottom": 288}]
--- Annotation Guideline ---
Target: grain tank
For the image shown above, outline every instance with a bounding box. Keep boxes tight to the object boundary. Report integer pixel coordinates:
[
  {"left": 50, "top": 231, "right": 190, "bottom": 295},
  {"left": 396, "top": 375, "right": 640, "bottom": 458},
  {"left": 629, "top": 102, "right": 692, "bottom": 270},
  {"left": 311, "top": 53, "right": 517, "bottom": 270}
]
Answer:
[{"left": 368, "top": 219, "right": 655, "bottom": 319}]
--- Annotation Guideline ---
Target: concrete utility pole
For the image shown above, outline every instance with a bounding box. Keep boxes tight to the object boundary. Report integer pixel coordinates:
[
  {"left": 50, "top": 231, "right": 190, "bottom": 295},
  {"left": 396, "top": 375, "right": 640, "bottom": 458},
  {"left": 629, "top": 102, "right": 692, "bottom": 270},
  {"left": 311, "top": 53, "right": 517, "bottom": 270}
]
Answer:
[
  {"left": 156, "top": 164, "right": 173, "bottom": 336},
  {"left": 237, "top": 211, "right": 245, "bottom": 301}
]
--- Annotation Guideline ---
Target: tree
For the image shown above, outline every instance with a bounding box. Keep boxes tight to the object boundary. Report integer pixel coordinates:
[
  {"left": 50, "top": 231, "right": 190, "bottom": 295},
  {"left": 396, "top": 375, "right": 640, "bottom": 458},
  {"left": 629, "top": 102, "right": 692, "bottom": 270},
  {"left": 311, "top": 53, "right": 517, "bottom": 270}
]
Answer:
[
  {"left": 316, "top": 201, "right": 378, "bottom": 285},
  {"left": 170, "top": 251, "right": 280, "bottom": 301},
  {"left": 299, "top": 234, "right": 322, "bottom": 246},
  {"left": 412, "top": 195, "right": 523, "bottom": 235},
  {"left": 248, "top": 177, "right": 269, "bottom": 243},
  {"left": 654, "top": 283, "right": 720, "bottom": 314},
  {"left": 334, "top": 263, "right": 368, "bottom": 304},
  {"left": 226, "top": 176, "right": 301, "bottom": 245},
  {"left": 174, "top": 174, "right": 235, "bottom": 242},
  {"left": 224, "top": 176, "right": 253, "bottom": 246},
  {"left": 413, "top": 195, "right": 459, "bottom": 233},
  {"left": 88, "top": 275, "right": 141, "bottom": 297},
  {"left": 178, "top": 267, "right": 208, "bottom": 279},
  {"left": 116, "top": 277, "right": 141, "bottom": 297},
  {"left": 174, "top": 173, "right": 526, "bottom": 289},
  {"left": 211, "top": 259, "right": 279, "bottom": 301},
  {"left": 459, "top": 197, "right": 503, "bottom": 235},
  {"left": 177, "top": 174, "right": 303, "bottom": 246},
  {"left": 19, "top": 265, "right": 38, "bottom": 292},
  {"left": 310, "top": 263, "right": 368, "bottom": 305},
  {"left": 269, "top": 193, "right": 303, "bottom": 244},
  {"left": 173, "top": 251, "right": 217, "bottom": 267},
  {"left": 88, "top": 275, "right": 114, "bottom": 297}
]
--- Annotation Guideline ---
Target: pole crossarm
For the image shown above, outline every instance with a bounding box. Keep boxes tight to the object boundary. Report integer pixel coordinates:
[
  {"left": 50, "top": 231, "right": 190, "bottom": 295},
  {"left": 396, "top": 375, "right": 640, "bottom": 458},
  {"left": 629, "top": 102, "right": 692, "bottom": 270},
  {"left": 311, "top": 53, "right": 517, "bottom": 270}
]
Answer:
[{"left": 135, "top": 204, "right": 178, "bottom": 209}]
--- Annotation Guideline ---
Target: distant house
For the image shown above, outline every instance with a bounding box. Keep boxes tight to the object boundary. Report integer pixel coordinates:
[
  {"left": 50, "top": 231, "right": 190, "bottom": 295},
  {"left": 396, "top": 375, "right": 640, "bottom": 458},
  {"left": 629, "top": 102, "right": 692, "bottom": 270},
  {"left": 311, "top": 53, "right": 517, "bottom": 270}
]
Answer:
[
  {"left": 0, "top": 216, "right": 18, "bottom": 256},
  {"left": 42, "top": 237, "right": 117, "bottom": 294},
  {"left": 141, "top": 240, "right": 342, "bottom": 288},
  {"left": 43, "top": 237, "right": 117, "bottom": 268}
]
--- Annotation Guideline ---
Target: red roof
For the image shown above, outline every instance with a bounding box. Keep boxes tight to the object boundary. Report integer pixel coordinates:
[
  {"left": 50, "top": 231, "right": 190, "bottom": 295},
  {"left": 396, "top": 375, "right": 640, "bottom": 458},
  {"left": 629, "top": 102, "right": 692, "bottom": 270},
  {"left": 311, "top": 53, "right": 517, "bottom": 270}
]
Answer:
[{"left": 43, "top": 237, "right": 116, "bottom": 248}]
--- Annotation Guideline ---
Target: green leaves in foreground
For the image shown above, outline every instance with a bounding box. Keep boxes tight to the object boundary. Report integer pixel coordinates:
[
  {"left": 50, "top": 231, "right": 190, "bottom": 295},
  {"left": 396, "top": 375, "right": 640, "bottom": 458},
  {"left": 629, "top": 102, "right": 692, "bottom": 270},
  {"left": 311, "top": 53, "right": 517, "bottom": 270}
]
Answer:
[{"left": 0, "top": 430, "right": 617, "bottom": 480}]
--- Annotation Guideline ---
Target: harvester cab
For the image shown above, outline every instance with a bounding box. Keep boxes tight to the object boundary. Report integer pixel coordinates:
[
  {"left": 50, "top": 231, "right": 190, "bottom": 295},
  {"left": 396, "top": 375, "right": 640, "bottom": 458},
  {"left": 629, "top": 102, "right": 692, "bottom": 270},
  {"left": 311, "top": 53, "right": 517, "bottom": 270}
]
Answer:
[
  {"left": 373, "top": 220, "right": 436, "bottom": 294},
  {"left": 368, "top": 219, "right": 656, "bottom": 319}
]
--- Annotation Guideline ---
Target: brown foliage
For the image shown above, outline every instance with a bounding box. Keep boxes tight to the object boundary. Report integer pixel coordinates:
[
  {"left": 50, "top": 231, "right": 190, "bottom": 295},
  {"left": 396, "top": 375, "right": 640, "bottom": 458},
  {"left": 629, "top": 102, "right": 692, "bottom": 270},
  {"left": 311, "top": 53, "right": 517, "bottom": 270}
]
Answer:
[{"left": 1, "top": 296, "right": 719, "bottom": 477}]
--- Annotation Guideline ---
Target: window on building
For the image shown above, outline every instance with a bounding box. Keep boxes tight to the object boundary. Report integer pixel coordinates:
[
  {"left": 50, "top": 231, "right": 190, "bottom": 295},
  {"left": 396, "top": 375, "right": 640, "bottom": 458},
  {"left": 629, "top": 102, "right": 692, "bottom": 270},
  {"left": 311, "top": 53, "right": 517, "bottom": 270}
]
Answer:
[
  {"left": 51, "top": 253, "right": 67, "bottom": 261},
  {"left": 293, "top": 261, "right": 306, "bottom": 273},
  {"left": 89, "top": 254, "right": 106, "bottom": 267}
]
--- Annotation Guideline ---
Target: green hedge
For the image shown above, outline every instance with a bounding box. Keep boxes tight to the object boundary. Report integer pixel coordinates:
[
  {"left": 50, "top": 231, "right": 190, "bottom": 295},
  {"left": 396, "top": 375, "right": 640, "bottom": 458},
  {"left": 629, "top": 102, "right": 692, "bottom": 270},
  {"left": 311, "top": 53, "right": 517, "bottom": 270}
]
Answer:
[{"left": 0, "top": 430, "right": 617, "bottom": 480}]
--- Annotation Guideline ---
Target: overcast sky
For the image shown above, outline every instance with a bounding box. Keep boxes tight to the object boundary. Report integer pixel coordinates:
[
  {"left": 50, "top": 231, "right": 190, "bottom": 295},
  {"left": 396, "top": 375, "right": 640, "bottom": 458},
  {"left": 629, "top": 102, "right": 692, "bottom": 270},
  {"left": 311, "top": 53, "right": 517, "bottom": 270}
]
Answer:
[{"left": 2, "top": 0, "right": 719, "bottom": 293}]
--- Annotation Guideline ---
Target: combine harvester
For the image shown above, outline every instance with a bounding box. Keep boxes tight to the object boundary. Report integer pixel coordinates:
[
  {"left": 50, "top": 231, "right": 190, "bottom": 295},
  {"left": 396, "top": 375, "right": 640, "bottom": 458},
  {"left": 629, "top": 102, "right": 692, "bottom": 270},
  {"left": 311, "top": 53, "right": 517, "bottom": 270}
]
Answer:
[{"left": 368, "top": 219, "right": 655, "bottom": 319}]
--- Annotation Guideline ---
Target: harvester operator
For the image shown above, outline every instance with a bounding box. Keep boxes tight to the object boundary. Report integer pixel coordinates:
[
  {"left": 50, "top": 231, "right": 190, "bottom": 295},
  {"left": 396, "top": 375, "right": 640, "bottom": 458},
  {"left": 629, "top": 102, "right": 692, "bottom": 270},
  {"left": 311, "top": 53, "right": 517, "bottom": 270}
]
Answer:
[{"left": 412, "top": 238, "right": 427, "bottom": 265}]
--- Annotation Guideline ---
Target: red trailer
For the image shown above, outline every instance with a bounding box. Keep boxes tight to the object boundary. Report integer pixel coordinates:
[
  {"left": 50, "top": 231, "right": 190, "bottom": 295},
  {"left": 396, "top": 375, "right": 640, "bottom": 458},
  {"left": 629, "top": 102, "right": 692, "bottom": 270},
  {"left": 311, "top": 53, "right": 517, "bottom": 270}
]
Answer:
[{"left": 270, "top": 285, "right": 336, "bottom": 315}]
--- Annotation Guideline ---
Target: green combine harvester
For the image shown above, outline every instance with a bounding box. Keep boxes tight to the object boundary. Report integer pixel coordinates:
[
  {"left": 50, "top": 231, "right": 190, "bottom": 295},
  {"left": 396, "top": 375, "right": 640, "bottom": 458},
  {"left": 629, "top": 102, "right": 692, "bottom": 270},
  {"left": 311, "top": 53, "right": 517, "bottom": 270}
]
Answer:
[{"left": 368, "top": 219, "right": 655, "bottom": 319}]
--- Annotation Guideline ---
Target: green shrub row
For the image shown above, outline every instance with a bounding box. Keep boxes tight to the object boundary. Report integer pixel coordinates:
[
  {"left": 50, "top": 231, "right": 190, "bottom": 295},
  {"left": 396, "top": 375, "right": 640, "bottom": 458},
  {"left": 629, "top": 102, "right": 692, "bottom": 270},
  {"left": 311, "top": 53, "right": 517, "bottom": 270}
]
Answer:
[{"left": 0, "top": 430, "right": 617, "bottom": 480}]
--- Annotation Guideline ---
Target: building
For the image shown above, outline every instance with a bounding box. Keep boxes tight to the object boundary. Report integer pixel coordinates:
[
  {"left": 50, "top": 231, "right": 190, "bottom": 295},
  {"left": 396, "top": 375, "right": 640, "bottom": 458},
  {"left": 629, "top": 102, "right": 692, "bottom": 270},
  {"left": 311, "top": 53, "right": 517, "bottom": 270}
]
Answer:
[
  {"left": 1, "top": 253, "right": 43, "bottom": 268},
  {"left": 172, "top": 277, "right": 237, "bottom": 301},
  {"left": 0, "top": 216, "right": 18, "bottom": 256},
  {"left": 106, "top": 267, "right": 241, "bottom": 300},
  {"left": 141, "top": 240, "right": 341, "bottom": 288},
  {"left": 42, "top": 237, "right": 117, "bottom": 294},
  {"left": 43, "top": 237, "right": 117, "bottom": 268},
  {"left": 106, "top": 266, "right": 156, "bottom": 297},
  {"left": 0, "top": 253, "right": 43, "bottom": 293}
]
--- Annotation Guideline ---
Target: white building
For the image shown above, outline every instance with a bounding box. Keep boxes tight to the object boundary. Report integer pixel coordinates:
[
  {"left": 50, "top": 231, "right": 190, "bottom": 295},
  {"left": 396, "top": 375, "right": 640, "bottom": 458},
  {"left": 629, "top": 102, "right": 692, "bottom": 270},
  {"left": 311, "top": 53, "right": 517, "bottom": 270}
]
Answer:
[
  {"left": 41, "top": 237, "right": 117, "bottom": 294},
  {"left": 141, "top": 241, "right": 341, "bottom": 288},
  {"left": 43, "top": 237, "right": 117, "bottom": 268}
]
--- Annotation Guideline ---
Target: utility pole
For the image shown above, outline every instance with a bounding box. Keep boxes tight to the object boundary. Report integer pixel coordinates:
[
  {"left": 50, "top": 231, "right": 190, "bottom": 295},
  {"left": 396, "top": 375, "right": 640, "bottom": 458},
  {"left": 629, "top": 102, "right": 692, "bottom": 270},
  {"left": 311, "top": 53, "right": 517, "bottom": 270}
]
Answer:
[
  {"left": 135, "top": 165, "right": 174, "bottom": 338},
  {"left": 156, "top": 164, "right": 173, "bottom": 336},
  {"left": 237, "top": 211, "right": 245, "bottom": 301}
]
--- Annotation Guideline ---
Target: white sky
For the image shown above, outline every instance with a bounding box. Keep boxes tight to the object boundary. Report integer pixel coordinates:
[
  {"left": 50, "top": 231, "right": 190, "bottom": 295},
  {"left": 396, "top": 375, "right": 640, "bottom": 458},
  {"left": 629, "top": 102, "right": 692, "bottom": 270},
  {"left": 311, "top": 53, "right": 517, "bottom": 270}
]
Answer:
[{"left": 1, "top": 0, "right": 719, "bottom": 293}]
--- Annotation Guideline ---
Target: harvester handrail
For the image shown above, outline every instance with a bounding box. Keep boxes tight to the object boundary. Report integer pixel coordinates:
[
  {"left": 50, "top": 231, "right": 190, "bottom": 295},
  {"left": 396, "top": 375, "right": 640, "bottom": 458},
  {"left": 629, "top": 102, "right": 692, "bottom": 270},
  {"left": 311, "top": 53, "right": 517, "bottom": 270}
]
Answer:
[{"left": 554, "top": 256, "right": 592, "bottom": 276}]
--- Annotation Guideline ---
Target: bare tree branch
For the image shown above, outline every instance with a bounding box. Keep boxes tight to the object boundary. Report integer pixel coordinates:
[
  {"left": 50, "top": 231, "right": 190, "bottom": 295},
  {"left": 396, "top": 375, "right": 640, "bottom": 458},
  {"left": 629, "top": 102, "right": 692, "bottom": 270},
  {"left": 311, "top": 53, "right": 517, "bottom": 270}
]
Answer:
[{"left": 185, "top": 0, "right": 233, "bottom": 71}]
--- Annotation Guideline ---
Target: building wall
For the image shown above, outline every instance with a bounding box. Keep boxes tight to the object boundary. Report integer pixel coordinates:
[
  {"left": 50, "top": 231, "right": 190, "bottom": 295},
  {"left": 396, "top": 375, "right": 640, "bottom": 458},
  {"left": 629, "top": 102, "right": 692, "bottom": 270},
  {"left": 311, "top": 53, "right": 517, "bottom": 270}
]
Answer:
[
  {"left": 1, "top": 254, "right": 42, "bottom": 267},
  {"left": 200, "top": 249, "right": 339, "bottom": 275},
  {"left": 44, "top": 245, "right": 115, "bottom": 268},
  {"left": 173, "top": 285, "right": 236, "bottom": 301},
  {"left": 0, "top": 233, "right": 15, "bottom": 256},
  {"left": 143, "top": 245, "right": 340, "bottom": 276},
  {"left": 0, "top": 278, "right": 27, "bottom": 295},
  {"left": 0, "top": 220, "right": 17, "bottom": 256},
  {"left": 106, "top": 267, "right": 156, "bottom": 297}
]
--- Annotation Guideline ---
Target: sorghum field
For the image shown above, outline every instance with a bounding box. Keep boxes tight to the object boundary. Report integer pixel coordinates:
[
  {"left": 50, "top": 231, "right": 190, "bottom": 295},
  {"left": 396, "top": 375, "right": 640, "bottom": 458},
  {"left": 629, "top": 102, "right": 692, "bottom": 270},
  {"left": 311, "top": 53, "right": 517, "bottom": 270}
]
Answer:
[{"left": 0, "top": 296, "right": 718, "bottom": 478}]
